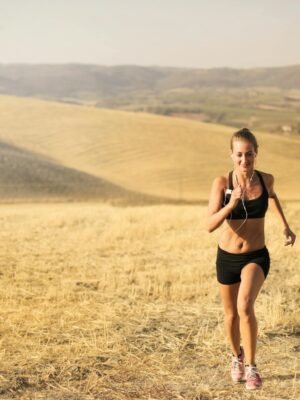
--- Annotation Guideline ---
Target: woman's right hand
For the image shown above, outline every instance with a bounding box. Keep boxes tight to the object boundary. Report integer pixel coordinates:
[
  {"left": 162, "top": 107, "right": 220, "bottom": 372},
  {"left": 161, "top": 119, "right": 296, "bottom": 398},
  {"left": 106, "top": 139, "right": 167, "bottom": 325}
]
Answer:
[{"left": 228, "top": 185, "right": 243, "bottom": 210}]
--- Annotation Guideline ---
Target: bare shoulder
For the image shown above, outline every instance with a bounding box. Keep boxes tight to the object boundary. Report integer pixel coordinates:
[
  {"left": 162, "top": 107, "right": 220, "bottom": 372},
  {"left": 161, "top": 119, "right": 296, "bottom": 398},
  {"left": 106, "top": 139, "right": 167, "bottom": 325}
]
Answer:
[
  {"left": 258, "top": 170, "right": 275, "bottom": 195},
  {"left": 211, "top": 174, "right": 228, "bottom": 191},
  {"left": 208, "top": 173, "right": 229, "bottom": 200},
  {"left": 258, "top": 170, "right": 274, "bottom": 184},
  {"left": 208, "top": 174, "right": 228, "bottom": 212}
]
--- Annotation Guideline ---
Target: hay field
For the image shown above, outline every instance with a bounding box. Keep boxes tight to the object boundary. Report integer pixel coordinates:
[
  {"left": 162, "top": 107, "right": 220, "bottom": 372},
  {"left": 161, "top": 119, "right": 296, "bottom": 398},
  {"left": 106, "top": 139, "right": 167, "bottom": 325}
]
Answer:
[
  {"left": 0, "top": 202, "right": 299, "bottom": 400},
  {"left": 1, "top": 96, "right": 300, "bottom": 201}
]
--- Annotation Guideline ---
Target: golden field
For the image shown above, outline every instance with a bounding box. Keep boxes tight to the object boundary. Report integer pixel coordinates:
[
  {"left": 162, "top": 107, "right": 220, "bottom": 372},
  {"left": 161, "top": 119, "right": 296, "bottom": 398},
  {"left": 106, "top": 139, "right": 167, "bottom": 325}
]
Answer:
[
  {"left": 0, "top": 94, "right": 299, "bottom": 398},
  {"left": 0, "top": 202, "right": 299, "bottom": 399},
  {"left": 1, "top": 95, "right": 300, "bottom": 202}
]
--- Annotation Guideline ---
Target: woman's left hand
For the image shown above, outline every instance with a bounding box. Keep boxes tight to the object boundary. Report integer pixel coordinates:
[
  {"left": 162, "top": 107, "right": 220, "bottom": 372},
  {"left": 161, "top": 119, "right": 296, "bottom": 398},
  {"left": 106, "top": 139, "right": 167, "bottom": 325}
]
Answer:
[{"left": 283, "top": 227, "right": 296, "bottom": 246}]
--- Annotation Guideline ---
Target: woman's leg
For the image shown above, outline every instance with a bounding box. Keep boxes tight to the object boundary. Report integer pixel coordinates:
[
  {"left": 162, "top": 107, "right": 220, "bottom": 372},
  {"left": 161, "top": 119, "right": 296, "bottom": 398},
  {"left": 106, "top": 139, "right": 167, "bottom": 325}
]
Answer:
[
  {"left": 237, "top": 263, "right": 265, "bottom": 365},
  {"left": 219, "top": 282, "right": 241, "bottom": 356}
]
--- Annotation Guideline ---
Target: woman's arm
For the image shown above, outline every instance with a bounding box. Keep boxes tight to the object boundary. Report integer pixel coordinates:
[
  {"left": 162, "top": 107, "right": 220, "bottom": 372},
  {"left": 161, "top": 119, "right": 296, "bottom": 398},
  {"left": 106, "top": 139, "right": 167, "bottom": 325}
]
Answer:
[
  {"left": 207, "top": 176, "right": 242, "bottom": 233},
  {"left": 267, "top": 174, "right": 296, "bottom": 246}
]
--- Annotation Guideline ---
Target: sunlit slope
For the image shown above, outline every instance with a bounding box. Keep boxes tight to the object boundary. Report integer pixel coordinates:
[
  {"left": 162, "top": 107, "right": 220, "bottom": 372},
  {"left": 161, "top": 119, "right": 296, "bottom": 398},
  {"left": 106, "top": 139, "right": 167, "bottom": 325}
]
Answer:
[
  {"left": 1, "top": 95, "right": 299, "bottom": 200},
  {"left": 0, "top": 141, "right": 148, "bottom": 202}
]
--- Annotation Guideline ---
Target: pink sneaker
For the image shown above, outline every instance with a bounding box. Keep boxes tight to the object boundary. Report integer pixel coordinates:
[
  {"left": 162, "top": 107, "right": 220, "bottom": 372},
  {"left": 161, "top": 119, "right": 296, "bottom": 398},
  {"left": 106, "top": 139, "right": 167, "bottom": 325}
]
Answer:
[
  {"left": 230, "top": 347, "right": 245, "bottom": 383},
  {"left": 245, "top": 365, "right": 262, "bottom": 390}
]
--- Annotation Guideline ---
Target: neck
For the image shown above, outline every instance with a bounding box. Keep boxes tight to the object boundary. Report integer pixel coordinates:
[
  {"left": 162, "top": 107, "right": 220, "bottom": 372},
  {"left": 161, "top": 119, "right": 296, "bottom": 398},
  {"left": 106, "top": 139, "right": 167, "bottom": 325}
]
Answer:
[{"left": 234, "top": 168, "right": 255, "bottom": 186}]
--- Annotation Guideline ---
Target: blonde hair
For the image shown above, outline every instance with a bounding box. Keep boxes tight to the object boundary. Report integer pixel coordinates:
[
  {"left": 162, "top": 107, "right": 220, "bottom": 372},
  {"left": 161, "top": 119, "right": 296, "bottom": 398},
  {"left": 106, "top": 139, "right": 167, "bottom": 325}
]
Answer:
[{"left": 230, "top": 128, "right": 258, "bottom": 153}]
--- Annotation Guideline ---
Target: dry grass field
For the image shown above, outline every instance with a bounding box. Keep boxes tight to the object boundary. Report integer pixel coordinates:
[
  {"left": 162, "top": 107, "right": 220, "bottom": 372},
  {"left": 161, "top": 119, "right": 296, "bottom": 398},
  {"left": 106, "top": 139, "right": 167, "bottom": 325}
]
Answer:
[
  {"left": 0, "top": 94, "right": 299, "bottom": 399},
  {"left": 0, "top": 202, "right": 299, "bottom": 400}
]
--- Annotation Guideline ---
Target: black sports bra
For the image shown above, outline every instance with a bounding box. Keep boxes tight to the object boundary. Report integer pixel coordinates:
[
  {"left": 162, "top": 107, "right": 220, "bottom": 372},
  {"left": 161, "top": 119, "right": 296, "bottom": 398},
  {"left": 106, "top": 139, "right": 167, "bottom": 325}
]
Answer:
[{"left": 223, "top": 170, "right": 269, "bottom": 220}]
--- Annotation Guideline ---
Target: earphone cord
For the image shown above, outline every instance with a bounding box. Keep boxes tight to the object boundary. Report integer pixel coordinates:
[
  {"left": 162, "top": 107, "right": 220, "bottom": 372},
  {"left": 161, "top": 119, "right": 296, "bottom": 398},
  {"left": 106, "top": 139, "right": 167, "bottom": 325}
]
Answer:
[
  {"left": 218, "top": 192, "right": 247, "bottom": 244},
  {"left": 233, "top": 195, "right": 248, "bottom": 233},
  {"left": 232, "top": 170, "right": 254, "bottom": 234},
  {"left": 219, "top": 170, "right": 253, "bottom": 243},
  {"left": 218, "top": 189, "right": 233, "bottom": 245}
]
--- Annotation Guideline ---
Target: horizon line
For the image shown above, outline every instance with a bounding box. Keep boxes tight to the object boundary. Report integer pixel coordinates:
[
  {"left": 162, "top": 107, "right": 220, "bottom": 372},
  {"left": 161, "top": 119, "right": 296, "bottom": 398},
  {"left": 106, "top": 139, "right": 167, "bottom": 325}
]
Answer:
[{"left": 0, "top": 62, "right": 299, "bottom": 71}]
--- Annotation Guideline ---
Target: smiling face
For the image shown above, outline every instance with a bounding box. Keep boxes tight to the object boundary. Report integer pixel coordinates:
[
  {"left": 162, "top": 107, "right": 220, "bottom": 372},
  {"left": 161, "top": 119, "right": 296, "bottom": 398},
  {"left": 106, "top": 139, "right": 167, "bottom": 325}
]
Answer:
[{"left": 231, "top": 139, "right": 256, "bottom": 173}]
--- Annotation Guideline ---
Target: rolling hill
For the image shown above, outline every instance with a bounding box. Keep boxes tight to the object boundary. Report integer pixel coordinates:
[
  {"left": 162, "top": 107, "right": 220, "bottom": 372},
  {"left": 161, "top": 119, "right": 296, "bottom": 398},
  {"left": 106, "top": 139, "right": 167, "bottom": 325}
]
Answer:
[
  {"left": 0, "top": 140, "right": 162, "bottom": 203},
  {"left": 0, "top": 95, "right": 299, "bottom": 202},
  {"left": 1, "top": 64, "right": 300, "bottom": 134},
  {"left": 1, "top": 64, "right": 300, "bottom": 98}
]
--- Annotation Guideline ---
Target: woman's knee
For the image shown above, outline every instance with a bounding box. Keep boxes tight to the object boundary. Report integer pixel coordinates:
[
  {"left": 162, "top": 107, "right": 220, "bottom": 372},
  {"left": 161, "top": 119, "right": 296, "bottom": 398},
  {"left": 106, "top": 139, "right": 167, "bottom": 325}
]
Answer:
[
  {"left": 237, "top": 297, "right": 255, "bottom": 318},
  {"left": 224, "top": 309, "right": 239, "bottom": 324}
]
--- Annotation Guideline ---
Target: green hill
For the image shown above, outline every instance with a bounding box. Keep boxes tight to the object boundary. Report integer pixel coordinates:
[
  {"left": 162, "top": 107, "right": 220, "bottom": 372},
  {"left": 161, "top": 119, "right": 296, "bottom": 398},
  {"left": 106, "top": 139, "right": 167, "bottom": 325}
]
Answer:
[{"left": 1, "top": 64, "right": 299, "bottom": 134}]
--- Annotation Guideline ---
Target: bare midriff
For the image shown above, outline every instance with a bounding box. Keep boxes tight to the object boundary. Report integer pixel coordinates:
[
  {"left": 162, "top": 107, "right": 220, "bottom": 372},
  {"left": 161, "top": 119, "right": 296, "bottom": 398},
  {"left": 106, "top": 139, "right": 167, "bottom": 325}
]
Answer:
[{"left": 219, "top": 218, "right": 265, "bottom": 253}]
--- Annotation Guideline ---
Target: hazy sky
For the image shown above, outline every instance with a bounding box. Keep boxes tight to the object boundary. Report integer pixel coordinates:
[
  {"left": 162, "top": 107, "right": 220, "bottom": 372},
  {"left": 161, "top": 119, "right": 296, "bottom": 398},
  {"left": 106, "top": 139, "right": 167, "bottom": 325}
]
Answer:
[{"left": 1, "top": 0, "right": 299, "bottom": 68}]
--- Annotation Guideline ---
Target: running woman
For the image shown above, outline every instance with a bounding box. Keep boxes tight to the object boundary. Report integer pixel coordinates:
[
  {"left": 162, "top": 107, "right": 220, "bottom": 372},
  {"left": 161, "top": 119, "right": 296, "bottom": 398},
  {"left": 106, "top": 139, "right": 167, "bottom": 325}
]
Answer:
[{"left": 207, "top": 128, "right": 296, "bottom": 390}]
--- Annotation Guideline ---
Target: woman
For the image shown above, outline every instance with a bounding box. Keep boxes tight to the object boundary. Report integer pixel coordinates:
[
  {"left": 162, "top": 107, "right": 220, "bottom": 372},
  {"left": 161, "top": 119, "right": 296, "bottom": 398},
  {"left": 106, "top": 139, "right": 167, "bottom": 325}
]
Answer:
[{"left": 207, "top": 128, "right": 296, "bottom": 390}]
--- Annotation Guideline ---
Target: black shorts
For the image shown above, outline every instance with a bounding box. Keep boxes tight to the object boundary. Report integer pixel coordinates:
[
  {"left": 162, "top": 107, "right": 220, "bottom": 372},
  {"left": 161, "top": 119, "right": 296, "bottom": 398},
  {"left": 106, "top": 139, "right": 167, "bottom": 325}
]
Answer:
[{"left": 216, "top": 246, "right": 270, "bottom": 285}]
